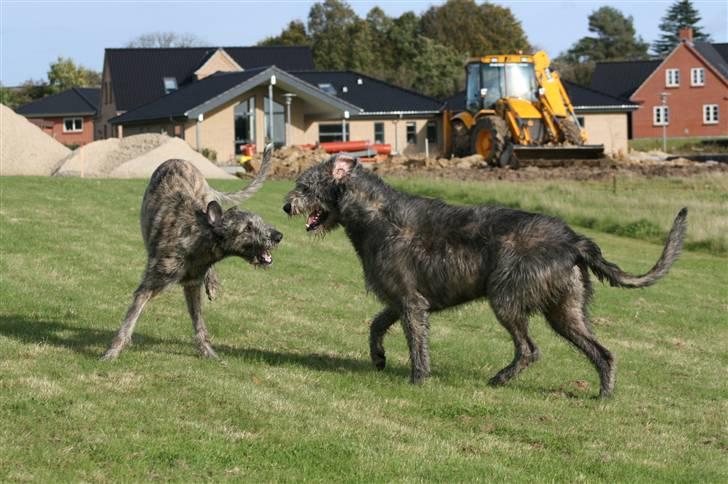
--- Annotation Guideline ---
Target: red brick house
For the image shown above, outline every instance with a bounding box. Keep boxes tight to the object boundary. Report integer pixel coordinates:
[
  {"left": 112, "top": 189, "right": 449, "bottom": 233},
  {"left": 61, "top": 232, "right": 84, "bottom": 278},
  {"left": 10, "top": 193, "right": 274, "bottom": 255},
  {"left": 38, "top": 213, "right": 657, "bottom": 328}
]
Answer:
[
  {"left": 15, "top": 87, "right": 99, "bottom": 146},
  {"left": 591, "top": 29, "right": 728, "bottom": 139}
]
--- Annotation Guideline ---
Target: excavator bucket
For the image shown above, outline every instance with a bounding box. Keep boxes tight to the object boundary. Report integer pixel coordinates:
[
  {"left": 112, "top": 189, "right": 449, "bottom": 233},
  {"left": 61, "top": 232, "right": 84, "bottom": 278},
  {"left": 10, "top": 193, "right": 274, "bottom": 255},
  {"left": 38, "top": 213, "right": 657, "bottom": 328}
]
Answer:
[{"left": 513, "top": 144, "right": 605, "bottom": 160}]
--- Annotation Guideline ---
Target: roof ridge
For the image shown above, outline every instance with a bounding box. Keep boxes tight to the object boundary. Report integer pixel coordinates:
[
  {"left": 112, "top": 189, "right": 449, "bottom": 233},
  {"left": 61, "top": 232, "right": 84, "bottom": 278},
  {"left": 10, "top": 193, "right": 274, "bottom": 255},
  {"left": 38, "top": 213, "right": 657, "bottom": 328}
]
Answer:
[
  {"left": 105, "top": 45, "right": 309, "bottom": 52},
  {"left": 563, "top": 80, "right": 633, "bottom": 104},
  {"left": 595, "top": 58, "right": 662, "bottom": 64},
  {"left": 72, "top": 86, "right": 100, "bottom": 111}
]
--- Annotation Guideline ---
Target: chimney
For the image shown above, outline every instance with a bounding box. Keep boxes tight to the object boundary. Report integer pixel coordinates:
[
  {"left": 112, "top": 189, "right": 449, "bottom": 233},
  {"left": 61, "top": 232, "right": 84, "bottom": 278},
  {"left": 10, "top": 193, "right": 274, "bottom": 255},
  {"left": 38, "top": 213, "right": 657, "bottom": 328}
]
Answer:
[{"left": 679, "top": 27, "right": 693, "bottom": 42}]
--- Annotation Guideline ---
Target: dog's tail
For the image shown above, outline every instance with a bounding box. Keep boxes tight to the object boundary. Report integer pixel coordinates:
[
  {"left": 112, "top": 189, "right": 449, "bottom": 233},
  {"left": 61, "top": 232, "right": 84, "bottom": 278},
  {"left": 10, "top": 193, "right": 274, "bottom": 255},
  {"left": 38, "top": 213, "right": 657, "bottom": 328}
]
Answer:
[
  {"left": 212, "top": 143, "right": 274, "bottom": 205},
  {"left": 577, "top": 208, "right": 688, "bottom": 288}
]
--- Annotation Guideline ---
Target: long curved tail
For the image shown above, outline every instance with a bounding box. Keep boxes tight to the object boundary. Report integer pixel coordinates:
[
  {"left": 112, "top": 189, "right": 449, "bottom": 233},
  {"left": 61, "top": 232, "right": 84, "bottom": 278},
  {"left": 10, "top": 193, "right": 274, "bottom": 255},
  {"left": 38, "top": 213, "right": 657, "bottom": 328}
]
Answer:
[
  {"left": 578, "top": 208, "right": 688, "bottom": 288},
  {"left": 212, "top": 143, "right": 274, "bottom": 205}
]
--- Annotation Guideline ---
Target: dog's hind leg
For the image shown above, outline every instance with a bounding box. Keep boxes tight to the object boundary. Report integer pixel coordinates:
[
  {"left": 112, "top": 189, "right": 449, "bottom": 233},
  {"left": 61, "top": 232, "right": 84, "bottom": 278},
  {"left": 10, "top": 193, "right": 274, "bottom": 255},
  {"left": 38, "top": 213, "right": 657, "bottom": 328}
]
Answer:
[
  {"left": 183, "top": 283, "right": 218, "bottom": 359},
  {"left": 369, "top": 307, "right": 399, "bottom": 370},
  {"left": 401, "top": 300, "right": 431, "bottom": 384},
  {"left": 543, "top": 268, "right": 615, "bottom": 398},
  {"left": 101, "top": 285, "right": 159, "bottom": 360},
  {"left": 487, "top": 303, "right": 538, "bottom": 387}
]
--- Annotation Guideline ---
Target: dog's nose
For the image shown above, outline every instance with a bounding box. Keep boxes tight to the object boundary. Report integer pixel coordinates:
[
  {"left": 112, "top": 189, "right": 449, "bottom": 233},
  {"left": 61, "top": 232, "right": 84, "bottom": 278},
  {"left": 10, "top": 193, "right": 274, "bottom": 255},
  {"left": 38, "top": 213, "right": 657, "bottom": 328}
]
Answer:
[
  {"left": 283, "top": 202, "right": 292, "bottom": 215},
  {"left": 271, "top": 230, "right": 283, "bottom": 243}
]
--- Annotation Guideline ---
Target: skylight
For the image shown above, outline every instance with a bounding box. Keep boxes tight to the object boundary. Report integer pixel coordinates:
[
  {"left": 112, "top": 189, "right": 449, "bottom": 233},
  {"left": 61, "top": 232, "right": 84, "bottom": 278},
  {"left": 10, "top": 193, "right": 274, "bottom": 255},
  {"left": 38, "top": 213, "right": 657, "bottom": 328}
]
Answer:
[
  {"left": 317, "top": 83, "right": 337, "bottom": 95},
  {"left": 163, "top": 77, "right": 178, "bottom": 94}
]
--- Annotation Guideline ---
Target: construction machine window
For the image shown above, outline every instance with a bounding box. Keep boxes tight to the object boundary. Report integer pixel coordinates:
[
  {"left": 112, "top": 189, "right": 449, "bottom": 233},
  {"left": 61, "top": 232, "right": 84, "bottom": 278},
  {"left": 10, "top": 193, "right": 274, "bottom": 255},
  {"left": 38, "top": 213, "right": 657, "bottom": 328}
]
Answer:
[{"left": 466, "top": 62, "right": 537, "bottom": 111}]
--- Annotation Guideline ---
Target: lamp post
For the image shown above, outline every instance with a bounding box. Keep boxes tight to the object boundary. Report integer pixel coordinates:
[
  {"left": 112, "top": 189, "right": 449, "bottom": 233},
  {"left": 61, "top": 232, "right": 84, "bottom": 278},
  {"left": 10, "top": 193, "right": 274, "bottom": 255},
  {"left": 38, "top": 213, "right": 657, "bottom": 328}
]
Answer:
[
  {"left": 660, "top": 92, "right": 669, "bottom": 153},
  {"left": 268, "top": 74, "right": 276, "bottom": 144},
  {"left": 282, "top": 93, "right": 296, "bottom": 146}
]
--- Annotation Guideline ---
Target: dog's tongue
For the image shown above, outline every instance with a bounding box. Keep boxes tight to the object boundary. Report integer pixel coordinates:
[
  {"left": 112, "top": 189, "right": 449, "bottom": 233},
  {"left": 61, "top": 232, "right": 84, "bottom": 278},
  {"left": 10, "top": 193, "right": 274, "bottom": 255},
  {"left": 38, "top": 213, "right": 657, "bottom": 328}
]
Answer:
[
  {"left": 306, "top": 212, "right": 319, "bottom": 230},
  {"left": 261, "top": 250, "right": 272, "bottom": 264}
]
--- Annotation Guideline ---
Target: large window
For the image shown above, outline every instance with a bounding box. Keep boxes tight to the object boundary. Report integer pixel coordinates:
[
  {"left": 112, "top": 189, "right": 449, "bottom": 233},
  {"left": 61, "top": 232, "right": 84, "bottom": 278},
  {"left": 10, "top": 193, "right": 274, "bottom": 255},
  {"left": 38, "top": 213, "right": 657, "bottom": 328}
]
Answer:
[
  {"left": 374, "top": 122, "right": 384, "bottom": 144},
  {"left": 653, "top": 106, "right": 669, "bottom": 126},
  {"left": 234, "top": 97, "right": 256, "bottom": 154},
  {"left": 665, "top": 69, "right": 680, "bottom": 87},
  {"left": 63, "top": 117, "right": 83, "bottom": 132},
  {"left": 691, "top": 68, "right": 705, "bottom": 86},
  {"left": 264, "top": 96, "right": 285, "bottom": 146},
  {"left": 703, "top": 104, "right": 719, "bottom": 124},
  {"left": 406, "top": 122, "right": 417, "bottom": 144},
  {"left": 319, "top": 123, "right": 344, "bottom": 143}
]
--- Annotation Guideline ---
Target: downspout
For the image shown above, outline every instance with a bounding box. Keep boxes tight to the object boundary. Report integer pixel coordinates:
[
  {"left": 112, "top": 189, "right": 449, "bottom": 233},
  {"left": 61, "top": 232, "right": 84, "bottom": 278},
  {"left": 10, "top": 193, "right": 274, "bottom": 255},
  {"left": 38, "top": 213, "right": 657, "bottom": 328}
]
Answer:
[
  {"left": 268, "top": 74, "right": 276, "bottom": 144},
  {"left": 195, "top": 113, "right": 203, "bottom": 151}
]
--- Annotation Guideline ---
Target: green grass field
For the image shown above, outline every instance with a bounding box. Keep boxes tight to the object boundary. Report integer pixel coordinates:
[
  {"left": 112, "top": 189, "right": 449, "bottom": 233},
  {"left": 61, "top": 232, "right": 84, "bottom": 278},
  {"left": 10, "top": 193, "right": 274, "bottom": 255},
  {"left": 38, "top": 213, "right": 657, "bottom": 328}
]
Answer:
[{"left": 1, "top": 174, "right": 726, "bottom": 482}]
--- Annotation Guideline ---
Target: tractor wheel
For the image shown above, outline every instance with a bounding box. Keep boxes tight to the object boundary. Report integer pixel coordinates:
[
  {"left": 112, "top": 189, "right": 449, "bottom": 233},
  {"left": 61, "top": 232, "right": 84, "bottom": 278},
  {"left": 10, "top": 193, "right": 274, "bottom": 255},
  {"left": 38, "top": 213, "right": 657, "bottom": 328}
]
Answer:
[
  {"left": 560, "top": 118, "right": 583, "bottom": 145},
  {"left": 471, "top": 116, "right": 508, "bottom": 166},
  {"left": 451, "top": 120, "right": 470, "bottom": 157}
]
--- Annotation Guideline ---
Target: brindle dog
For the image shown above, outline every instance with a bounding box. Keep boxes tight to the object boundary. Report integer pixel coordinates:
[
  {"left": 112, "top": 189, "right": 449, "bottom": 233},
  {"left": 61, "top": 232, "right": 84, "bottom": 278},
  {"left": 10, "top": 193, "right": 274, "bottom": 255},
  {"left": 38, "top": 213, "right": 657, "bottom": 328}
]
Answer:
[
  {"left": 283, "top": 155, "right": 687, "bottom": 397},
  {"left": 102, "top": 145, "right": 282, "bottom": 361}
]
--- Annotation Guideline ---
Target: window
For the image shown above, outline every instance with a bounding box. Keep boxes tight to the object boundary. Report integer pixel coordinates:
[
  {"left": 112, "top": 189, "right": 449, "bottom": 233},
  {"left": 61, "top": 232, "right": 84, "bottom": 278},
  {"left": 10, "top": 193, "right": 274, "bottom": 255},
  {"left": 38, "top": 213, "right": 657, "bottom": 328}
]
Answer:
[
  {"left": 63, "top": 117, "right": 83, "bottom": 132},
  {"left": 665, "top": 69, "right": 680, "bottom": 87},
  {"left": 234, "top": 97, "right": 256, "bottom": 154},
  {"left": 576, "top": 116, "right": 585, "bottom": 127},
  {"left": 653, "top": 106, "right": 669, "bottom": 126},
  {"left": 317, "top": 83, "right": 337, "bottom": 96},
  {"left": 163, "top": 77, "right": 178, "bottom": 94},
  {"left": 319, "top": 123, "right": 344, "bottom": 143},
  {"left": 703, "top": 104, "right": 719, "bottom": 124},
  {"left": 426, "top": 121, "right": 438, "bottom": 143},
  {"left": 406, "top": 122, "right": 417, "bottom": 144},
  {"left": 691, "top": 68, "right": 705, "bottom": 86},
  {"left": 374, "top": 122, "right": 384, "bottom": 144}
]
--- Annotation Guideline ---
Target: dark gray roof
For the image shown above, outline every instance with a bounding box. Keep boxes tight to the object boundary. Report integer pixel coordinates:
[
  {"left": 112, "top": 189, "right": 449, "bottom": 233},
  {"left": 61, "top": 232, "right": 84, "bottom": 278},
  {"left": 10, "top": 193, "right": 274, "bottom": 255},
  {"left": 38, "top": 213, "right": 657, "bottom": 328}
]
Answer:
[
  {"left": 111, "top": 67, "right": 361, "bottom": 125},
  {"left": 106, "top": 46, "right": 314, "bottom": 111},
  {"left": 15, "top": 87, "right": 99, "bottom": 117},
  {"left": 563, "top": 81, "right": 638, "bottom": 111},
  {"left": 291, "top": 71, "right": 443, "bottom": 114},
  {"left": 694, "top": 42, "right": 728, "bottom": 80},
  {"left": 590, "top": 60, "right": 661, "bottom": 100},
  {"left": 713, "top": 43, "right": 728, "bottom": 63}
]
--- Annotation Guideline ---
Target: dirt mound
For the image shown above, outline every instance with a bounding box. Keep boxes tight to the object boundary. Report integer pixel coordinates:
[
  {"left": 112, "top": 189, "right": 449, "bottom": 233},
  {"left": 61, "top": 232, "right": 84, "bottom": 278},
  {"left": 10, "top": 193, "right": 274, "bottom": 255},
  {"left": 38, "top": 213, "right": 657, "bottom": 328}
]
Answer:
[
  {"left": 0, "top": 103, "right": 70, "bottom": 176},
  {"left": 243, "top": 145, "right": 329, "bottom": 177},
  {"left": 55, "top": 133, "right": 168, "bottom": 177},
  {"left": 110, "top": 137, "right": 234, "bottom": 179},
  {"left": 55, "top": 133, "right": 234, "bottom": 179}
]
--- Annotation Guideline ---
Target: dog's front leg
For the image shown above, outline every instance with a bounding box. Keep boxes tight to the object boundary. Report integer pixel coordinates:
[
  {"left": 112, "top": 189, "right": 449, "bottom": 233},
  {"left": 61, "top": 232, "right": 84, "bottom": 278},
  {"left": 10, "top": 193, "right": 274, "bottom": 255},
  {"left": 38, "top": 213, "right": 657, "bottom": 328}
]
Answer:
[
  {"left": 101, "top": 285, "right": 159, "bottom": 360},
  {"left": 204, "top": 266, "right": 220, "bottom": 301},
  {"left": 401, "top": 302, "right": 431, "bottom": 384},
  {"left": 369, "top": 307, "right": 399, "bottom": 370}
]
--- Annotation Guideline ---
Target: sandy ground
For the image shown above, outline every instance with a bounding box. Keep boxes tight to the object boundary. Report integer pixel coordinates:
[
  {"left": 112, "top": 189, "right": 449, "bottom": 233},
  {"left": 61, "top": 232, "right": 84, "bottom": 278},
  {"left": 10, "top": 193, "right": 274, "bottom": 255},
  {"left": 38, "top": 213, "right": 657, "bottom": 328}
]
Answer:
[{"left": 1, "top": 103, "right": 70, "bottom": 176}]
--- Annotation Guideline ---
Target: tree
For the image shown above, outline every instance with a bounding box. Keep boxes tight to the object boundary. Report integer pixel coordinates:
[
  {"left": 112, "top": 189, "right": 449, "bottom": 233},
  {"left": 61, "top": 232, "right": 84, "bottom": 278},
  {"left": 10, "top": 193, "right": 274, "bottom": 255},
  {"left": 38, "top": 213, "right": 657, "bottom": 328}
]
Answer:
[
  {"left": 258, "top": 20, "right": 311, "bottom": 46},
  {"left": 653, "top": 0, "right": 711, "bottom": 56},
  {"left": 126, "top": 32, "right": 206, "bottom": 48},
  {"left": 47, "top": 57, "right": 101, "bottom": 92},
  {"left": 410, "top": 37, "right": 463, "bottom": 98},
  {"left": 556, "top": 6, "right": 649, "bottom": 85},
  {"left": 420, "top": 0, "right": 530, "bottom": 56}
]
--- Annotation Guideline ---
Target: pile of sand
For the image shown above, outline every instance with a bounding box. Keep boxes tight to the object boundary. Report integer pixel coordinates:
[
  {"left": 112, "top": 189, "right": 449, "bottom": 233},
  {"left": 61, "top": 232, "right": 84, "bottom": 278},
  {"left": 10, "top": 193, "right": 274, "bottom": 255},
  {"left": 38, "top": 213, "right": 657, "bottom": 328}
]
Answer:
[
  {"left": 54, "top": 133, "right": 234, "bottom": 179},
  {"left": 0, "top": 103, "right": 71, "bottom": 176}
]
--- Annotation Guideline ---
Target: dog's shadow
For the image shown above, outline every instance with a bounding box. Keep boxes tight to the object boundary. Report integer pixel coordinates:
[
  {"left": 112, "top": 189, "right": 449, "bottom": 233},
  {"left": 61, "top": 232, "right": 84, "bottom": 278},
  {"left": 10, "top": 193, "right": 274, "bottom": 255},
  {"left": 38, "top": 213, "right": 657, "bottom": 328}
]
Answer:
[{"left": 0, "top": 315, "right": 406, "bottom": 377}]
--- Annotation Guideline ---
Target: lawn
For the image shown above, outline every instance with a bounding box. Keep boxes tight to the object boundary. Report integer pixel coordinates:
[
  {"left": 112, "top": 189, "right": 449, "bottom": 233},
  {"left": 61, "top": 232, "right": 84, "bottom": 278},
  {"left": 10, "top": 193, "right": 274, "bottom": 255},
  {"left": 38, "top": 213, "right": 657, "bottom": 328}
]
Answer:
[{"left": 1, "top": 174, "right": 726, "bottom": 482}]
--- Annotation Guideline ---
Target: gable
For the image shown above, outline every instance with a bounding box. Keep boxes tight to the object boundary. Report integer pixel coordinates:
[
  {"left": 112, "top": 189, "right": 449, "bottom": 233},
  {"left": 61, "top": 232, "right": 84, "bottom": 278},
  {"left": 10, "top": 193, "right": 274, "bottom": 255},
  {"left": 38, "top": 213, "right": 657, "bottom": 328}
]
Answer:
[{"left": 194, "top": 48, "right": 243, "bottom": 80}]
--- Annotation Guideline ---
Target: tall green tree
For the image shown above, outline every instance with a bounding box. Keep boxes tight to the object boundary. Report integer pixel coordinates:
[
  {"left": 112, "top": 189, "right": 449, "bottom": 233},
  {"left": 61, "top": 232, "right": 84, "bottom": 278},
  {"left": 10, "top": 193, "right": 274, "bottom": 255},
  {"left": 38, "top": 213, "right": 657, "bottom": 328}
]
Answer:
[
  {"left": 556, "top": 6, "right": 649, "bottom": 85},
  {"left": 258, "top": 21, "right": 311, "bottom": 46},
  {"left": 652, "top": 0, "right": 711, "bottom": 56},
  {"left": 307, "top": 0, "right": 359, "bottom": 70},
  {"left": 47, "top": 57, "right": 101, "bottom": 93},
  {"left": 410, "top": 37, "right": 463, "bottom": 99},
  {"left": 420, "top": 0, "right": 530, "bottom": 56}
]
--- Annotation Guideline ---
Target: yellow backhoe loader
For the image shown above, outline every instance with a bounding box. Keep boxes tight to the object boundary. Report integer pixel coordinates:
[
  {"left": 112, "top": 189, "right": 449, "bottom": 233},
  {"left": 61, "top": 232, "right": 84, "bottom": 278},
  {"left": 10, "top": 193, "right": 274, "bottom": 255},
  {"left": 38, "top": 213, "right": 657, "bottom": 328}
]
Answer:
[{"left": 443, "top": 51, "right": 604, "bottom": 166}]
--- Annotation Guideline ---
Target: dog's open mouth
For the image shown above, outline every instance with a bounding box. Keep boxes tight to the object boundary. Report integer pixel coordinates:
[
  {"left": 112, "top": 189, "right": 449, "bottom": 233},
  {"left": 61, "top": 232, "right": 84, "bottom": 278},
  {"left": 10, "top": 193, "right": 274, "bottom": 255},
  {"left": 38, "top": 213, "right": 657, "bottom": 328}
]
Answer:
[
  {"left": 306, "top": 209, "right": 329, "bottom": 232},
  {"left": 253, "top": 249, "right": 273, "bottom": 267}
]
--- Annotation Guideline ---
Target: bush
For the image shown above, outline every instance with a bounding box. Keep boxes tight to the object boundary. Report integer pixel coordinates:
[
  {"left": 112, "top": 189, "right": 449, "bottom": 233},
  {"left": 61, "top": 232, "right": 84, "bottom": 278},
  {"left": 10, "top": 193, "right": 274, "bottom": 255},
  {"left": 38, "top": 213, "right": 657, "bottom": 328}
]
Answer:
[{"left": 200, "top": 147, "right": 217, "bottom": 161}]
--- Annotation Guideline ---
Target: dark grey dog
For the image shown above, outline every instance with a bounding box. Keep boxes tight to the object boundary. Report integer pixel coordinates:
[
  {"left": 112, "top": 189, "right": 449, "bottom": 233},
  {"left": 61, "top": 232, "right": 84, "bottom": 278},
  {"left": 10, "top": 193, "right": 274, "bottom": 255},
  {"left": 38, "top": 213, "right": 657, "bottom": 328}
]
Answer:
[
  {"left": 102, "top": 145, "right": 282, "bottom": 361},
  {"left": 283, "top": 155, "right": 687, "bottom": 397}
]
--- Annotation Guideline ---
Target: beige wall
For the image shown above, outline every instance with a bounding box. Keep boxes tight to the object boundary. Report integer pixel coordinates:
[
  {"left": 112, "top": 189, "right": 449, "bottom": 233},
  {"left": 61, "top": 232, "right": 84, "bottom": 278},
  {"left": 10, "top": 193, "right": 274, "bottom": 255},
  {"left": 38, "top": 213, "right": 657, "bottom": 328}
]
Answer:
[
  {"left": 581, "top": 112, "right": 629, "bottom": 157},
  {"left": 194, "top": 50, "right": 242, "bottom": 80}
]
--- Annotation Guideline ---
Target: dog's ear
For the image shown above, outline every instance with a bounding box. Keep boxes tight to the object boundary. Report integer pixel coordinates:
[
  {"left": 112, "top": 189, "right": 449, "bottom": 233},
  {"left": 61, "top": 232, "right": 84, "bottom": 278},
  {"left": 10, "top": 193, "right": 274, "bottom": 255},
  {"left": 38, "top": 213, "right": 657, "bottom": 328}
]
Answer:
[
  {"left": 206, "top": 201, "right": 224, "bottom": 228},
  {"left": 332, "top": 155, "right": 357, "bottom": 182}
]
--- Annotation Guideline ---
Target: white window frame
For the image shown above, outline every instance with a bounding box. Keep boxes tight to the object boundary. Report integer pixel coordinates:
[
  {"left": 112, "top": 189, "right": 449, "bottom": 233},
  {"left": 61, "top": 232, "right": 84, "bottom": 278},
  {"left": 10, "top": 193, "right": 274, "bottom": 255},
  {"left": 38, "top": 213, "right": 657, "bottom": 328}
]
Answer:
[
  {"left": 373, "top": 122, "right": 385, "bottom": 144},
  {"left": 163, "top": 77, "right": 178, "bottom": 94},
  {"left": 653, "top": 106, "right": 669, "bottom": 126},
  {"left": 703, "top": 104, "right": 719, "bottom": 125},
  {"left": 63, "top": 117, "right": 83, "bottom": 133},
  {"left": 665, "top": 68, "right": 680, "bottom": 87},
  {"left": 406, "top": 122, "right": 417, "bottom": 145},
  {"left": 690, "top": 67, "right": 705, "bottom": 86}
]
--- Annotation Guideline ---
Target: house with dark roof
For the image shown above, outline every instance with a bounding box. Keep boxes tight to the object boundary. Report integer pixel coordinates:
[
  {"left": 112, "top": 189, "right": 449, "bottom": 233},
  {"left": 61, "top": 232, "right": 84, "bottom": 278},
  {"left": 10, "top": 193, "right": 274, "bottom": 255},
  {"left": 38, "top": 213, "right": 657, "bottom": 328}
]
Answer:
[
  {"left": 15, "top": 87, "right": 99, "bottom": 146},
  {"left": 443, "top": 81, "right": 638, "bottom": 156},
  {"left": 105, "top": 46, "right": 445, "bottom": 161},
  {"left": 591, "top": 29, "right": 728, "bottom": 140}
]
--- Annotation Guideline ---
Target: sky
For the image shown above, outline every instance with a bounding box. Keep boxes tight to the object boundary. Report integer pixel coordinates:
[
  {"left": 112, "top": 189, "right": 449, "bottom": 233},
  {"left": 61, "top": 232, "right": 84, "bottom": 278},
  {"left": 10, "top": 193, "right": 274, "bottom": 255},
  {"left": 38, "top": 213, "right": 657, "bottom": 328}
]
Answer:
[{"left": 0, "top": 0, "right": 726, "bottom": 86}]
